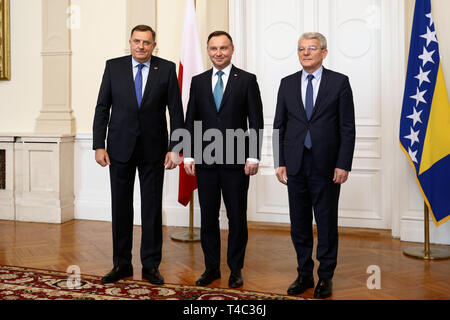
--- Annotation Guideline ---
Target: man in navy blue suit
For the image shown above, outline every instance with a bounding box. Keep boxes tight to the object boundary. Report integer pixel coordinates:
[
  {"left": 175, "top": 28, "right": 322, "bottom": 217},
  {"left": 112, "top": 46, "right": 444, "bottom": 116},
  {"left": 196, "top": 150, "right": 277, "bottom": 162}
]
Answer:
[
  {"left": 184, "top": 31, "right": 264, "bottom": 289},
  {"left": 273, "top": 32, "right": 355, "bottom": 299},
  {"left": 93, "top": 25, "right": 184, "bottom": 285}
]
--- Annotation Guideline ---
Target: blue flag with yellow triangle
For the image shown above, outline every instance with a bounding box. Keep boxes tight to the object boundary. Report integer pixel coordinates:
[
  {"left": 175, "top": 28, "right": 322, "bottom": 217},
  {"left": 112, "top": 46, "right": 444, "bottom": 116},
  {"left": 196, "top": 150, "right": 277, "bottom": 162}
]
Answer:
[{"left": 399, "top": 0, "right": 450, "bottom": 226}]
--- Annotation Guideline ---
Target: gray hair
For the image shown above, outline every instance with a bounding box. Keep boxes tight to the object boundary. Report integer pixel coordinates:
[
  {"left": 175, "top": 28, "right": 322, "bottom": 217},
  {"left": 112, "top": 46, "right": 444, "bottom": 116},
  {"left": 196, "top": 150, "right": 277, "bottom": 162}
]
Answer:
[{"left": 299, "top": 32, "right": 327, "bottom": 50}]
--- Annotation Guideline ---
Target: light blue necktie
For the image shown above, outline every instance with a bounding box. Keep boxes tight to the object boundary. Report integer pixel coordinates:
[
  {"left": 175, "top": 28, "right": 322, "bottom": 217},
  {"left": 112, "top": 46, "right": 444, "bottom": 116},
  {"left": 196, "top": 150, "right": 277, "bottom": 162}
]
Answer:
[
  {"left": 304, "top": 74, "right": 314, "bottom": 149},
  {"left": 213, "top": 70, "right": 224, "bottom": 112},
  {"left": 135, "top": 64, "right": 145, "bottom": 108}
]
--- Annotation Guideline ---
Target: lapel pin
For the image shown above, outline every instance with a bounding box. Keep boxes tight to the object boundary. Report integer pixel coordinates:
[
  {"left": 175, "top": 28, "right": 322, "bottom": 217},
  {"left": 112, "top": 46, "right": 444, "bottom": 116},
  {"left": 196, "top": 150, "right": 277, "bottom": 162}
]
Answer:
[
  {"left": 154, "top": 66, "right": 159, "bottom": 70},
  {"left": 234, "top": 73, "right": 238, "bottom": 77}
]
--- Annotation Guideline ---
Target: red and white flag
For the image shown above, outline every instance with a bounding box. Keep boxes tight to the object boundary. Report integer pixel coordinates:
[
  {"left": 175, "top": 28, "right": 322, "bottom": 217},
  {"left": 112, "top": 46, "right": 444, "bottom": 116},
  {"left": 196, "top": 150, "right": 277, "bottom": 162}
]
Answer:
[{"left": 178, "top": 0, "right": 204, "bottom": 206}]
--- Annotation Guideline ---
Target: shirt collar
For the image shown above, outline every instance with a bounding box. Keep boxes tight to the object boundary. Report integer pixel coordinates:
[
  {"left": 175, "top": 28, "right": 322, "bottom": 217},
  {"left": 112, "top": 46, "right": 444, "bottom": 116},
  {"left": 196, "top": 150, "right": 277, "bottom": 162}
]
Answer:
[
  {"left": 302, "top": 66, "right": 323, "bottom": 82},
  {"left": 213, "top": 64, "right": 232, "bottom": 77},
  {"left": 132, "top": 56, "right": 151, "bottom": 68}
]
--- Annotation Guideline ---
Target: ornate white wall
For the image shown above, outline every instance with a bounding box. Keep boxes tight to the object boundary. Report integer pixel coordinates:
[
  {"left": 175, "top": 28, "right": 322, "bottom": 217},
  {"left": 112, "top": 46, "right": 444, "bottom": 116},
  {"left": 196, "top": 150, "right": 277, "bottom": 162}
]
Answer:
[
  {"left": 0, "top": 0, "right": 448, "bottom": 244},
  {"left": 228, "top": 0, "right": 450, "bottom": 244},
  {"left": 73, "top": 0, "right": 450, "bottom": 244}
]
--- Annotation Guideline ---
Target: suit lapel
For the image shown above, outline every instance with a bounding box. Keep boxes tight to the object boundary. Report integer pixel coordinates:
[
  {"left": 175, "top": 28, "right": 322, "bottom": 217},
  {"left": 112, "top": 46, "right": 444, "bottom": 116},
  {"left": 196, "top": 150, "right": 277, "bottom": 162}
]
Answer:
[
  {"left": 205, "top": 69, "right": 216, "bottom": 109},
  {"left": 218, "top": 65, "right": 238, "bottom": 112},
  {"left": 141, "top": 56, "right": 159, "bottom": 108},
  {"left": 123, "top": 56, "right": 138, "bottom": 108},
  {"left": 296, "top": 70, "right": 307, "bottom": 120},
  {"left": 310, "top": 67, "right": 329, "bottom": 119}
]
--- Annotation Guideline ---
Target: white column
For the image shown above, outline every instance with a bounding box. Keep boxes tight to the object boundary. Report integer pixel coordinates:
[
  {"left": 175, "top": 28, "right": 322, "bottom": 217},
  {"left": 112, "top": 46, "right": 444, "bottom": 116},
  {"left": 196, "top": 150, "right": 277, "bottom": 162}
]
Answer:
[
  {"left": 15, "top": 134, "right": 75, "bottom": 224},
  {"left": 35, "top": 0, "right": 75, "bottom": 134}
]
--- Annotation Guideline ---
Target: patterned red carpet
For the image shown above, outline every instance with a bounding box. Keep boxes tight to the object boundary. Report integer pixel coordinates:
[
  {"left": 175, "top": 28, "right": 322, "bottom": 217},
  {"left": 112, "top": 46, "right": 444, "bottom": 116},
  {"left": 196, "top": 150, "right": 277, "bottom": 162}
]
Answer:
[{"left": 0, "top": 265, "right": 305, "bottom": 300}]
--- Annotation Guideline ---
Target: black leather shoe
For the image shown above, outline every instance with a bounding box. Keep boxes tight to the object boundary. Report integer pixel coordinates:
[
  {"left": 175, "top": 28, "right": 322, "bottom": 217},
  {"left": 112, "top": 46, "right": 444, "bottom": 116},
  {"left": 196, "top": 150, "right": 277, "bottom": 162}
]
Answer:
[
  {"left": 229, "top": 270, "right": 243, "bottom": 288},
  {"left": 195, "top": 269, "right": 221, "bottom": 286},
  {"left": 142, "top": 267, "right": 164, "bottom": 285},
  {"left": 101, "top": 265, "right": 133, "bottom": 284},
  {"left": 314, "top": 278, "right": 333, "bottom": 299},
  {"left": 287, "top": 275, "right": 314, "bottom": 295}
]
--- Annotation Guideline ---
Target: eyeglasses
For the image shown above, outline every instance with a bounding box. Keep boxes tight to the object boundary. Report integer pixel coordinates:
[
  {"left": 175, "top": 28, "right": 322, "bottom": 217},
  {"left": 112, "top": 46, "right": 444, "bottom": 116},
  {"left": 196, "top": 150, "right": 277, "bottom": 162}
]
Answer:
[{"left": 298, "top": 45, "right": 320, "bottom": 52}]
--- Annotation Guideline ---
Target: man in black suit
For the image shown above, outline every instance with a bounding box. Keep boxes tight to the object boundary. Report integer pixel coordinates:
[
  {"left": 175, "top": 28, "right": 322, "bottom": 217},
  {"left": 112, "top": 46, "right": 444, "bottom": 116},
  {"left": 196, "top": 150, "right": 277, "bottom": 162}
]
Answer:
[
  {"left": 184, "top": 31, "right": 264, "bottom": 288},
  {"left": 93, "top": 25, "right": 184, "bottom": 284},
  {"left": 273, "top": 32, "right": 355, "bottom": 299}
]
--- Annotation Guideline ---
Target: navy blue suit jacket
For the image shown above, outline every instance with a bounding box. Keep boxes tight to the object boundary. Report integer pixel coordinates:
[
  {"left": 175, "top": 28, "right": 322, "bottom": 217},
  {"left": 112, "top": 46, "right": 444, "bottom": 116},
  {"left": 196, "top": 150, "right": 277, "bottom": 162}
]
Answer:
[
  {"left": 93, "top": 55, "right": 184, "bottom": 163},
  {"left": 185, "top": 65, "right": 264, "bottom": 168},
  {"left": 273, "top": 67, "right": 355, "bottom": 177}
]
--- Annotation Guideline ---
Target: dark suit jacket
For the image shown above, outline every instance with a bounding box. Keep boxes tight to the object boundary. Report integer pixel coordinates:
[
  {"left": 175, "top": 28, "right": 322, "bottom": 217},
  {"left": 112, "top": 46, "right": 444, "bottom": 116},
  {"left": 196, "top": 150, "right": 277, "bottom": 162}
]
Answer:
[
  {"left": 185, "top": 65, "right": 264, "bottom": 168},
  {"left": 273, "top": 67, "right": 355, "bottom": 177},
  {"left": 93, "top": 55, "right": 184, "bottom": 163}
]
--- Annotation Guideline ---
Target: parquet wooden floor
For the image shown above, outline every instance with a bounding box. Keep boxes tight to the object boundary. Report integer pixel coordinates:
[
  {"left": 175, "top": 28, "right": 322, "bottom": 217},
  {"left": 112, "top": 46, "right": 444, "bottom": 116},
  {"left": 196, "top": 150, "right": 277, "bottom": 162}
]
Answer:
[{"left": 0, "top": 219, "right": 449, "bottom": 300}]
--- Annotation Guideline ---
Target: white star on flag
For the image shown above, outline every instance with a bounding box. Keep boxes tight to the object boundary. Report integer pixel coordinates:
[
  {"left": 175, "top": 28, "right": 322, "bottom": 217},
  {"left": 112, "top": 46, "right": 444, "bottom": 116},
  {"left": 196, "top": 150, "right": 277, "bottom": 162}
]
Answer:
[
  {"left": 418, "top": 46, "right": 435, "bottom": 67},
  {"left": 415, "top": 67, "right": 431, "bottom": 87},
  {"left": 406, "top": 106, "right": 423, "bottom": 127},
  {"left": 404, "top": 127, "right": 420, "bottom": 147},
  {"left": 408, "top": 148, "right": 418, "bottom": 164},
  {"left": 420, "top": 26, "right": 438, "bottom": 47},
  {"left": 425, "top": 12, "right": 434, "bottom": 26},
  {"left": 409, "top": 87, "right": 427, "bottom": 107}
]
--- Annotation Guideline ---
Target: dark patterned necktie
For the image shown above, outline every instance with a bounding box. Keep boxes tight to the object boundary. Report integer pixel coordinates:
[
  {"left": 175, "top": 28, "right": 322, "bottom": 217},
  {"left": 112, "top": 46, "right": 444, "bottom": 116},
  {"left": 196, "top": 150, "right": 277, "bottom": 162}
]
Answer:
[{"left": 304, "top": 74, "right": 314, "bottom": 149}]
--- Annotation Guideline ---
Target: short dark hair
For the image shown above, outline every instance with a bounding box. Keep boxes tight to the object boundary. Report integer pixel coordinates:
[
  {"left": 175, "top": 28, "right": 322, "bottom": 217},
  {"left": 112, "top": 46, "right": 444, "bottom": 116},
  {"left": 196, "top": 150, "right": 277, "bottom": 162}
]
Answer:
[
  {"left": 207, "top": 31, "right": 233, "bottom": 46},
  {"left": 131, "top": 25, "right": 156, "bottom": 41}
]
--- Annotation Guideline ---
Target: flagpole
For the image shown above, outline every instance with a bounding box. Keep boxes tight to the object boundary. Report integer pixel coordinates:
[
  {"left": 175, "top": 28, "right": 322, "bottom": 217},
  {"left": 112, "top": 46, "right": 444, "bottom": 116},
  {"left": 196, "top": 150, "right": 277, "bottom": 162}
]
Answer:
[
  {"left": 171, "top": 193, "right": 200, "bottom": 242},
  {"left": 189, "top": 0, "right": 196, "bottom": 238},
  {"left": 403, "top": 202, "right": 450, "bottom": 260}
]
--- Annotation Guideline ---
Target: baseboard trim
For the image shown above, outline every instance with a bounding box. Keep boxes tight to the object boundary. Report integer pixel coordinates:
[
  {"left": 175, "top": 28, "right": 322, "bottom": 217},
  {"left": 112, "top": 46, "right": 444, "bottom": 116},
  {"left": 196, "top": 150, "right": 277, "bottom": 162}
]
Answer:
[{"left": 247, "top": 221, "right": 393, "bottom": 239}]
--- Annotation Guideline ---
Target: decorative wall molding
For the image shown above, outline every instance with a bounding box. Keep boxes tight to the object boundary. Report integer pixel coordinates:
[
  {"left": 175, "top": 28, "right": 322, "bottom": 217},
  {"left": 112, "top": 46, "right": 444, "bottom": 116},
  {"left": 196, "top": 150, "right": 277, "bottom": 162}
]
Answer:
[{"left": 0, "top": 134, "right": 75, "bottom": 224}]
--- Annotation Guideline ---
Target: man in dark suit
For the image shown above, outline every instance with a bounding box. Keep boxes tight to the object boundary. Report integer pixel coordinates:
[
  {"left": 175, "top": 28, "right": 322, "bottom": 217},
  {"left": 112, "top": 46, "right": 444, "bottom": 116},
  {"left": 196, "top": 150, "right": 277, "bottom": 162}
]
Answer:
[
  {"left": 273, "top": 32, "right": 355, "bottom": 299},
  {"left": 93, "top": 25, "right": 184, "bottom": 284},
  {"left": 184, "top": 31, "right": 264, "bottom": 288}
]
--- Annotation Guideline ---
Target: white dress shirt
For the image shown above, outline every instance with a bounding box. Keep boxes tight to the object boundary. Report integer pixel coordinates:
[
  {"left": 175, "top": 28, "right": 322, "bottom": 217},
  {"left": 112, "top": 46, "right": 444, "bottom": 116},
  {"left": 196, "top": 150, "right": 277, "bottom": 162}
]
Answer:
[
  {"left": 301, "top": 66, "right": 323, "bottom": 108},
  {"left": 211, "top": 64, "right": 232, "bottom": 94}
]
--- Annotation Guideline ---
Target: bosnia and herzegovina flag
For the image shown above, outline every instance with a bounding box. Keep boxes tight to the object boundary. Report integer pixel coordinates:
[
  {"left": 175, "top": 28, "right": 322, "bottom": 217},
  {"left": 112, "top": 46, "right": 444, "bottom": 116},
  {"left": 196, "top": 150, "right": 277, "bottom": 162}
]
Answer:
[{"left": 400, "top": 0, "right": 450, "bottom": 226}]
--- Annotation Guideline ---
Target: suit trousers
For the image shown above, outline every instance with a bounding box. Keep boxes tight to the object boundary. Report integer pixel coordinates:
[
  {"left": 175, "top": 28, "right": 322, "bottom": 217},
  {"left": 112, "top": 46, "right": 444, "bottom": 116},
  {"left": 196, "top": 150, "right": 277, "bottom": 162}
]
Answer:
[
  {"left": 287, "top": 147, "right": 340, "bottom": 279},
  {"left": 196, "top": 166, "right": 250, "bottom": 272},
  {"left": 109, "top": 136, "right": 165, "bottom": 269}
]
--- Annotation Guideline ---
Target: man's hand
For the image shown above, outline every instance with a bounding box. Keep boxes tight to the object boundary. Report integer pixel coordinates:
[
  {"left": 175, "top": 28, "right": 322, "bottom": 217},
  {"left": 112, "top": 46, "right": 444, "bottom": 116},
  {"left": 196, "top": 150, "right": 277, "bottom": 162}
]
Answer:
[
  {"left": 275, "top": 166, "right": 288, "bottom": 185},
  {"left": 184, "top": 161, "right": 196, "bottom": 176},
  {"left": 164, "top": 152, "right": 180, "bottom": 170},
  {"left": 95, "top": 149, "right": 111, "bottom": 167},
  {"left": 333, "top": 168, "right": 349, "bottom": 184},
  {"left": 245, "top": 161, "right": 259, "bottom": 176}
]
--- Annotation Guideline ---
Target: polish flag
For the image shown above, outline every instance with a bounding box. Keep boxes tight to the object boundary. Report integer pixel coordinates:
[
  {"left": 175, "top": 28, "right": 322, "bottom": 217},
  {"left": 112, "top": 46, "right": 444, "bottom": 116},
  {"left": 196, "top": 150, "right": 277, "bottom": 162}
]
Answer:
[{"left": 178, "top": 0, "right": 203, "bottom": 206}]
